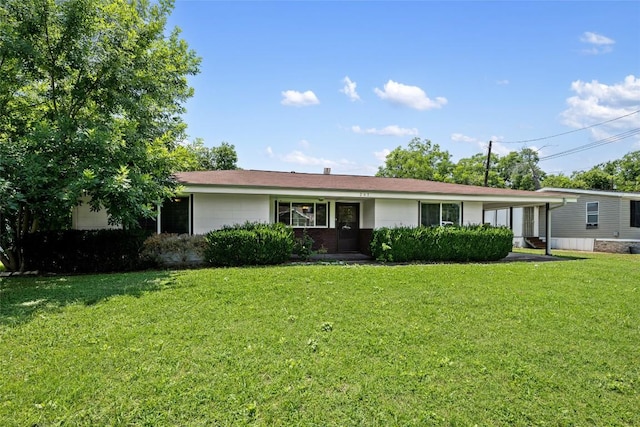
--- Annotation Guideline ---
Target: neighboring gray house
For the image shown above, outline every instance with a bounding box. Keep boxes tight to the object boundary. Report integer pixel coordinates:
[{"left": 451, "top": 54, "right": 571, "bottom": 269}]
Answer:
[
  {"left": 484, "top": 187, "right": 640, "bottom": 252},
  {"left": 536, "top": 188, "right": 640, "bottom": 253}
]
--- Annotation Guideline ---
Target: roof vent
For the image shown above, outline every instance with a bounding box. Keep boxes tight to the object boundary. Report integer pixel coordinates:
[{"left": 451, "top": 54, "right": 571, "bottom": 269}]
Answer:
[{"left": 323, "top": 167, "right": 331, "bottom": 175}]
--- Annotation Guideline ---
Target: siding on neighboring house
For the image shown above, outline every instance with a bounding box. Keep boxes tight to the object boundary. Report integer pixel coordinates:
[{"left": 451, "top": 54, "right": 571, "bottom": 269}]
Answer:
[
  {"left": 540, "top": 194, "right": 639, "bottom": 239},
  {"left": 620, "top": 198, "right": 640, "bottom": 239},
  {"left": 538, "top": 205, "right": 547, "bottom": 237}
]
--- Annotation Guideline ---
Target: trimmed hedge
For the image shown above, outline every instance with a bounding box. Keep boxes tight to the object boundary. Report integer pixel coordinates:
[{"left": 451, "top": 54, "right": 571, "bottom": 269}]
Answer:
[
  {"left": 370, "top": 225, "right": 513, "bottom": 263},
  {"left": 204, "top": 222, "right": 294, "bottom": 266},
  {"left": 22, "top": 229, "right": 152, "bottom": 273}
]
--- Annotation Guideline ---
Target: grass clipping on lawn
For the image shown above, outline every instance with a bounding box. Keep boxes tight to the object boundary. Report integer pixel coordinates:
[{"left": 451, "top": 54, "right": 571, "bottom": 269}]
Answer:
[{"left": 1, "top": 251, "right": 639, "bottom": 426}]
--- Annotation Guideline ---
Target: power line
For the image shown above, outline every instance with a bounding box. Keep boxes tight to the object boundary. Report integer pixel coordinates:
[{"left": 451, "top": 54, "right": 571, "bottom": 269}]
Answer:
[
  {"left": 539, "top": 128, "right": 640, "bottom": 162},
  {"left": 499, "top": 109, "right": 640, "bottom": 144}
]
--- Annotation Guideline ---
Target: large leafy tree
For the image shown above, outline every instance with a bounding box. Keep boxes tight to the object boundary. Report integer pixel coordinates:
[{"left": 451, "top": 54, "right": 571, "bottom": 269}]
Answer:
[
  {"left": 171, "top": 139, "right": 239, "bottom": 172},
  {"left": 451, "top": 152, "right": 504, "bottom": 187},
  {"left": 570, "top": 168, "right": 614, "bottom": 191},
  {"left": 615, "top": 151, "right": 640, "bottom": 192},
  {"left": 541, "top": 173, "right": 579, "bottom": 189},
  {"left": 376, "top": 137, "right": 454, "bottom": 182},
  {"left": 0, "top": 0, "right": 200, "bottom": 271},
  {"left": 543, "top": 151, "right": 640, "bottom": 191},
  {"left": 496, "top": 148, "right": 546, "bottom": 190}
]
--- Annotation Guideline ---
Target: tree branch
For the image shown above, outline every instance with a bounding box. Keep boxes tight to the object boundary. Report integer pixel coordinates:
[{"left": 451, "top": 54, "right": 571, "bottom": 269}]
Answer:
[{"left": 42, "top": 1, "right": 58, "bottom": 116}]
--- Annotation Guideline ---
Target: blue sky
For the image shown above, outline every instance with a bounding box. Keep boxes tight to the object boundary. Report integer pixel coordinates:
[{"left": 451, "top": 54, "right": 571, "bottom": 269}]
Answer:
[{"left": 167, "top": 1, "right": 640, "bottom": 176}]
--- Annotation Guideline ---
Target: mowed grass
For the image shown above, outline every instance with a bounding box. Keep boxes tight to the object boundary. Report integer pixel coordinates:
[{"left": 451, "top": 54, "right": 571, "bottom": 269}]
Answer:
[{"left": 1, "top": 252, "right": 639, "bottom": 426}]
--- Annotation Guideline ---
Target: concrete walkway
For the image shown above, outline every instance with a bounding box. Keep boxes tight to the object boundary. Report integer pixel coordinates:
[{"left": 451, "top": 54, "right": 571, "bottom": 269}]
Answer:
[{"left": 500, "top": 252, "right": 574, "bottom": 263}]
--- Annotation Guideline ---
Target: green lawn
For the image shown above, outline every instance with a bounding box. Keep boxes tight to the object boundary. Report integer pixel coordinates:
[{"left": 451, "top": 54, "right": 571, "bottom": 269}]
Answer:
[{"left": 1, "top": 252, "right": 639, "bottom": 426}]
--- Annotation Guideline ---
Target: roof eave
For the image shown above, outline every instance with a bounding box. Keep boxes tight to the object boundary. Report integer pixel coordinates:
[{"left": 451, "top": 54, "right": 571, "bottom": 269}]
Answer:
[{"left": 179, "top": 183, "right": 576, "bottom": 204}]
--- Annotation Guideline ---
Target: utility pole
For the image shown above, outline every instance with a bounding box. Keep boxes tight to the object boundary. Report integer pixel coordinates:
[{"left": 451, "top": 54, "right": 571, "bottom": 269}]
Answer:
[{"left": 484, "top": 140, "right": 493, "bottom": 187}]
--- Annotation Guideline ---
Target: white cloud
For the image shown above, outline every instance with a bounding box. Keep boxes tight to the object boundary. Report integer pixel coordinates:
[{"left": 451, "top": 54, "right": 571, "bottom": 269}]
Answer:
[
  {"left": 451, "top": 133, "right": 513, "bottom": 157},
  {"left": 267, "top": 146, "right": 379, "bottom": 175},
  {"left": 281, "top": 150, "right": 336, "bottom": 166},
  {"left": 374, "top": 149, "right": 391, "bottom": 162},
  {"left": 340, "top": 76, "right": 360, "bottom": 101},
  {"left": 489, "top": 142, "right": 513, "bottom": 157},
  {"left": 561, "top": 75, "right": 640, "bottom": 133},
  {"left": 374, "top": 80, "right": 447, "bottom": 110},
  {"left": 351, "top": 125, "right": 418, "bottom": 137},
  {"left": 580, "top": 31, "right": 615, "bottom": 55},
  {"left": 451, "top": 133, "right": 477, "bottom": 143},
  {"left": 270, "top": 146, "right": 353, "bottom": 168},
  {"left": 281, "top": 90, "right": 320, "bottom": 107},
  {"left": 496, "top": 79, "right": 510, "bottom": 86}
]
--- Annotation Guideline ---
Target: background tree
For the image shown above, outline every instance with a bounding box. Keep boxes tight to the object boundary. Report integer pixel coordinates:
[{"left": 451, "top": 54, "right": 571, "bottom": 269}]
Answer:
[
  {"left": 376, "top": 137, "right": 454, "bottom": 181},
  {"left": 616, "top": 151, "right": 640, "bottom": 192},
  {"left": 0, "top": 0, "right": 200, "bottom": 271},
  {"left": 554, "top": 151, "right": 640, "bottom": 191},
  {"left": 570, "top": 169, "right": 615, "bottom": 191},
  {"left": 451, "top": 153, "right": 504, "bottom": 187},
  {"left": 541, "top": 173, "right": 579, "bottom": 189},
  {"left": 171, "top": 139, "right": 239, "bottom": 171},
  {"left": 496, "top": 148, "right": 546, "bottom": 190}
]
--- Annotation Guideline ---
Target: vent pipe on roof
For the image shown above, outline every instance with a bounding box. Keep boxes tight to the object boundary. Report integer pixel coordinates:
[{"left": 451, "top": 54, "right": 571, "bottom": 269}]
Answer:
[{"left": 323, "top": 167, "right": 331, "bottom": 175}]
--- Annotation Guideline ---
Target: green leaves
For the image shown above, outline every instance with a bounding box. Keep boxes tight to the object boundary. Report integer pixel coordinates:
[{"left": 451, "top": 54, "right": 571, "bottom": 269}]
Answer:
[
  {"left": 376, "top": 137, "right": 454, "bottom": 181},
  {"left": 371, "top": 225, "right": 514, "bottom": 262},
  {"left": 376, "top": 139, "right": 544, "bottom": 190},
  {"left": 0, "top": 0, "right": 200, "bottom": 270},
  {"left": 171, "top": 139, "right": 239, "bottom": 172}
]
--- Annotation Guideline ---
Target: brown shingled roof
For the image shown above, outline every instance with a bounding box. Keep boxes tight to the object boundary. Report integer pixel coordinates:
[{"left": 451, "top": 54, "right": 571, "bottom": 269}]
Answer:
[{"left": 174, "top": 169, "right": 564, "bottom": 199}]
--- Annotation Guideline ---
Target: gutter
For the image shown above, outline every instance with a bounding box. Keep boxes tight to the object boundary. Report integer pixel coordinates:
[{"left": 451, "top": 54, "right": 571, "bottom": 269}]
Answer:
[{"left": 547, "top": 197, "right": 569, "bottom": 211}]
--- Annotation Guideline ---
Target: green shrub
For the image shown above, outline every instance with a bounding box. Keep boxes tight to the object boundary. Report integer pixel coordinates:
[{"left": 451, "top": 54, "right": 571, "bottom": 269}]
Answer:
[
  {"left": 370, "top": 225, "right": 513, "bottom": 263},
  {"left": 204, "top": 222, "right": 294, "bottom": 266},
  {"left": 22, "top": 229, "right": 152, "bottom": 273},
  {"left": 293, "top": 229, "right": 315, "bottom": 261},
  {"left": 141, "top": 234, "right": 207, "bottom": 268}
]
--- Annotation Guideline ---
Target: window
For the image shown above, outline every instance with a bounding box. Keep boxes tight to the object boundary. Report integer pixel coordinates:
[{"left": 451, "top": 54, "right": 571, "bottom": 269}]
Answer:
[
  {"left": 138, "top": 205, "right": 158, "bottom": 233},
  {"left": 161, "top": 197, "right": 190, "bottom": 234},
  {"left": 277, "top": 201, "right": 328, "bottom": 227},
  {"left": 631, "top": 200, "right": 640, "bottom": 228},
  {"left": 586, "top": 202, "right": 599, "bottom": 229},
  {"left": 421, "top": 203, "right": 460, "bottom": 226}
]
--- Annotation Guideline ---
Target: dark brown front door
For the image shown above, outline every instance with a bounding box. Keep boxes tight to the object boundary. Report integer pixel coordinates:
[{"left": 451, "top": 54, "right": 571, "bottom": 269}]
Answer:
[{"left": 336, "top": 203, "right": 359, "bottom": 252}]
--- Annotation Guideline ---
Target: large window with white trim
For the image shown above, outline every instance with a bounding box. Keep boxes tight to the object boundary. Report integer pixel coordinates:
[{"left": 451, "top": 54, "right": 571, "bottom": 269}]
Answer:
[
  {"left": 277, "top": 201, "right": 328, "bottom": 227},
  {"left": 586, "top": 201, "right": 599, "bottom": 229},
  {"left": 421, "top": 202, "right": 460, "bottom": 226}
]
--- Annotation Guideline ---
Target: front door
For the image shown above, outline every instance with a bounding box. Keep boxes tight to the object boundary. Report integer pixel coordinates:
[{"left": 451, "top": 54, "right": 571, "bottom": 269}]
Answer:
[{"left": 336, "top": 203, "right": 359, "bottom": 252}]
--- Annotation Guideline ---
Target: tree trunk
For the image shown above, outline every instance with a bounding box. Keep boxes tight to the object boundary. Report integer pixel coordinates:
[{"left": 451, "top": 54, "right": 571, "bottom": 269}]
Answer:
[
  {"left": 1, "top": 204, "right": 42, "bottom": 272},
  {"left": 0, "top": 249, "right": 19, "bottom": 273}
]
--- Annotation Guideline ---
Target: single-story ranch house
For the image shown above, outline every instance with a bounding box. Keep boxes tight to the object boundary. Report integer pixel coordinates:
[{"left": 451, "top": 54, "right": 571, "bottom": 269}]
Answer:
[{"left": 72, "top": 169, "right": 577, "bottom": 254}]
